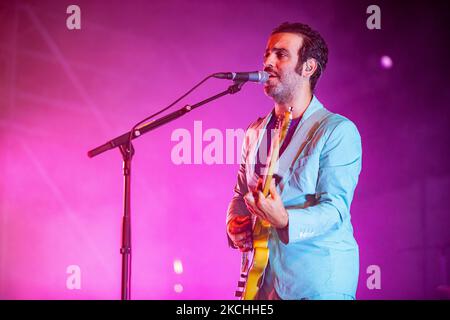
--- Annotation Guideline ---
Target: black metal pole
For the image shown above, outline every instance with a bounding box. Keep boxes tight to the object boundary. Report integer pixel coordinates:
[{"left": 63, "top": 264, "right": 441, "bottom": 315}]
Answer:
[{"left": 119, "top": 143, "right": 134, "bottom": 300}]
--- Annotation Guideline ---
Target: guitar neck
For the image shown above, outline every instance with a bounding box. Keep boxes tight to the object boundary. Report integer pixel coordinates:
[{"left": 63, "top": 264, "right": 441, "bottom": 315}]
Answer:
[
  {"left": 261, "top": 139, "right": 280, "bottom": 197},
  {"left": 261, "top": 109, "right": 292, "bottom": 197}
]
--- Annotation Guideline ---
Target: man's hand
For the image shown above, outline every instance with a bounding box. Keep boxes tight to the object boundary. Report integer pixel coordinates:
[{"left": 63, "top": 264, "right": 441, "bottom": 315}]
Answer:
[
  {"left": 227, "top": 215, "right": 253, "bottom": 252},
  {"left": 244, "top": 179, "right": 289, "bottom": 229}
]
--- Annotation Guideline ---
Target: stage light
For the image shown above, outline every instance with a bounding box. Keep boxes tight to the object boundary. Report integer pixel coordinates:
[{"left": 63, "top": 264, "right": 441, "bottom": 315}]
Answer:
[
  {"left": 381, "top": 55, "right": 393, "bottom": 69},
  {"left": 173, "top": 259, "right": 183, "bottom": 274},
  {"left": 174, "top": 283, "right": 184, "bottom": 293}
]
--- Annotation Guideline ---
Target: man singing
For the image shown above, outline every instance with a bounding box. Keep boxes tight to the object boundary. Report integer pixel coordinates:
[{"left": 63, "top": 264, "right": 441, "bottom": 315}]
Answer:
[{"left": 226, "top": 22, "right": 362, "bottom": 300}]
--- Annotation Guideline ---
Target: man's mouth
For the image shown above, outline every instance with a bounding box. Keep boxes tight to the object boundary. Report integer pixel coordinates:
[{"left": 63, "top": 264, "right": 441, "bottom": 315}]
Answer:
[{"left": 264, "top": 70, "right": 278, "bottom": 79}]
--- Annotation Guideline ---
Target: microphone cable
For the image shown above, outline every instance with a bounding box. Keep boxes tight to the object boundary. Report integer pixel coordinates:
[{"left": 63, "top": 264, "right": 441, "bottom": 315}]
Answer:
[{"left": 126, "top": 73, "right": 215, "bottom": 153}]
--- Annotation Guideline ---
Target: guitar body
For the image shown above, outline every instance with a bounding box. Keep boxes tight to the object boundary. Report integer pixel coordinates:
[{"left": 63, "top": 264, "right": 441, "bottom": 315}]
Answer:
[
  {"left": 239, "top": 219, "right": 271, "bottom": 300},
  {"left": 235, "top": 108, "right": 293, "bottom": 300}
]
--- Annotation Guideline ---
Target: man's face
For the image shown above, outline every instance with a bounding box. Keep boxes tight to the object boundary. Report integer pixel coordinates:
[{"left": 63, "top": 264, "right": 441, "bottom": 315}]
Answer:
[{"left": 263, "top": 32, "right": 304, "bottom": 104}]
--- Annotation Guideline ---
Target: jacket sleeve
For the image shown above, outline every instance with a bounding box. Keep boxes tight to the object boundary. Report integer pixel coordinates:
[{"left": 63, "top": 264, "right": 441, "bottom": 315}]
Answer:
[
  {"left": 226, "top": 126, "right": 253, "bottom": 248},
  {"left": 286, "top": 119, "right": 362, "bottom": 243}
]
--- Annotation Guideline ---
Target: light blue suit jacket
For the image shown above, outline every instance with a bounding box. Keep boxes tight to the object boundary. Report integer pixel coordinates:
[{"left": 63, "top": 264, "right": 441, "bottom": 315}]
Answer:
[{"left": 227, "top": 96, "right": 362, "bottom": 299}]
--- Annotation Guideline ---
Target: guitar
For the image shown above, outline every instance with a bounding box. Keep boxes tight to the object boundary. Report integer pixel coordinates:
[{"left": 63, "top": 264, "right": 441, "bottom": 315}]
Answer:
[{"left": 235, "top": 107, "right": 293, "bottom": 300}]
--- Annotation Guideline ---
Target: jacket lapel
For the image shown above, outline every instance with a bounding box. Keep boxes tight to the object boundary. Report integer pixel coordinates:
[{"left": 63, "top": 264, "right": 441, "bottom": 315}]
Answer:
[{"left": 245, "top": 96, "right": 328, "bottom": 194}]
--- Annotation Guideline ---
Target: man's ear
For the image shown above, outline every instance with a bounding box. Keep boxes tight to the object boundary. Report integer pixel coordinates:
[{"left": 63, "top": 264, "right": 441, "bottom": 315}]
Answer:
[{"left": 302, "top": 58, "right": 318, "bottom": 78}]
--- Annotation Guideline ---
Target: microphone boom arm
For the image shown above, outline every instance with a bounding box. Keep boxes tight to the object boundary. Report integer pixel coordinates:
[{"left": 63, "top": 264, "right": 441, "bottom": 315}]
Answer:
[{"left": 87, "top": 80, "right": 246, "bottom": 158}]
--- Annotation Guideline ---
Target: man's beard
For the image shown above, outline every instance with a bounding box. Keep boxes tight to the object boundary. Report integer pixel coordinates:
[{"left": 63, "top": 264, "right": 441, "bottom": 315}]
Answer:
[{"left": 263, "top": 71, "right": 300, "bottom": 104}]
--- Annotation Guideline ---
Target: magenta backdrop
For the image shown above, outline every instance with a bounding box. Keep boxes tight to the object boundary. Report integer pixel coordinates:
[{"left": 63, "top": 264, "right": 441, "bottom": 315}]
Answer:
[{"left": 1, "top": 0, "right": 449, "bottom": 299}]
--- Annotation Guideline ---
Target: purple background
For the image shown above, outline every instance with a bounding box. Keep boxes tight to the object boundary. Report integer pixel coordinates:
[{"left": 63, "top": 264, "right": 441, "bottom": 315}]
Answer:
[{"left": 1, "top": 0, "right": 449, "bottom": 299}]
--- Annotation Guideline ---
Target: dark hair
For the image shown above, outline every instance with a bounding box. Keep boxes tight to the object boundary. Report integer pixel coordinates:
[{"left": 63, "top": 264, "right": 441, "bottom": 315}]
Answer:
[{"left": 271, "top": 22, "right": 328, "bottom": 91}]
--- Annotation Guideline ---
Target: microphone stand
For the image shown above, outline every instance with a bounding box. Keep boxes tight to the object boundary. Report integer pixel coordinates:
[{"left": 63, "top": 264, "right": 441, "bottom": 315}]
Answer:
[{"left": 87, "top": 80, "right": 246, "bottom": 300}]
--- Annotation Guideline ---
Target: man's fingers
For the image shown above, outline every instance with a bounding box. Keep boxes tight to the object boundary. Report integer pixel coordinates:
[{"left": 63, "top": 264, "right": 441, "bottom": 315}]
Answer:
[
  {"left": 229, "top": 224, "right": 250, "bottom": 234},
  {"left": 233, "top": 231, "right": 252, "bottom": 242},
  {"left": 233, "top": 231, "right": 253, "bottom": 251},
  {"left": 245, "top": 195, "right": 267, "bottom": 220},
  {"left": 238, "top": 241, "right": 253, "bottom": 252},
  {"left": 257, "top": 191, "right": 265, "bottom": 204},
  {"left": 236, "top": 233, "right": 253, "bottom": 249},
  {"left": 245, "top": 191, "right": 263, "bottom": 209},
  {"left": 246, "top": 202, "right": 264, "bottom": 219},
  {"left": 244, "top": 192, "right": 255, "bottom": 206},
  {"left": 244, "top": 193, "right": 259, "bottom": 213},
  {"left": 269, "top": 180, "right": 278, "bottom": 199},
  {"left": 228, "top": 216, "right": 252, "bottom": 234},
  {"left": 237, "top": 240, "right": 253, "bottom": 250},
  {"left": 234, "top": 215, "right": 251, "bottom": 224}
]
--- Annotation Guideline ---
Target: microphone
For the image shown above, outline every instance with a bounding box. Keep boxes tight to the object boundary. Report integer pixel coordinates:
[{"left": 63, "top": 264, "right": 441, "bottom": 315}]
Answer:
[{"left": 213, "top": 71, "right": 269, "bottom": 83}]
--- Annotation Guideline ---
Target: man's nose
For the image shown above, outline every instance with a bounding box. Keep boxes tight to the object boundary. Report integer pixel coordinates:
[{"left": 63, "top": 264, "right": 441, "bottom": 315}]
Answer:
[{"left": 264, "top": 54, "right": 276, "bottom": 70}]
